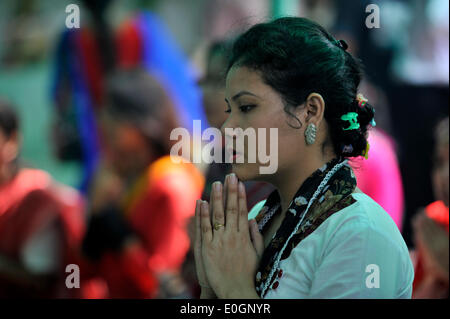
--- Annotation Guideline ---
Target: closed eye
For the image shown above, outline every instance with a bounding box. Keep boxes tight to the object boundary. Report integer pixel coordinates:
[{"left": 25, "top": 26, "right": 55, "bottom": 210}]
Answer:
[
  {"left": 239, "top": 105, "right": 256, "bottom": 113},
  {"left": 224, "top": 104, "right": 256, "bottom": 113}
]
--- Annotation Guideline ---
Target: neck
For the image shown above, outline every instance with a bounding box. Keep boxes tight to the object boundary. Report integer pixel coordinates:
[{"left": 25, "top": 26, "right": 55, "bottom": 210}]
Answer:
[
  {"left": 0, "top": 162, "right": 18, "bottom": 186},
  {"left": 273, "top": 152, "right": 336, "bottom": 213}
]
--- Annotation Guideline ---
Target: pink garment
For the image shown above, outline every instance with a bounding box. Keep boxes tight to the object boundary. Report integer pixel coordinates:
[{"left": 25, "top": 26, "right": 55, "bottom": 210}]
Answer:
[{"left": 351, "top": 128, "right": 405, "bottom": 232}]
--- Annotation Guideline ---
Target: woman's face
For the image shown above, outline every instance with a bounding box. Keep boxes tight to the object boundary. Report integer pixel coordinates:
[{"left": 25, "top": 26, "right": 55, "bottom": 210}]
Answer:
[
  {"left": 0, "top": 130, "right": 18, "bottom": 167},
  {"left": 222, "top": 66, "right": 307, "bottom": 182},
  {"left": 101, "top": 113, "right": 152, "bottom": 178}
]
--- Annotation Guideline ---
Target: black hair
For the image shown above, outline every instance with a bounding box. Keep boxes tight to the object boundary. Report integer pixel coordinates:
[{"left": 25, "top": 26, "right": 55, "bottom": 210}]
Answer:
[
  {"left": 227, "top": 17, "right": 375, "bottom": 159},
  {"left": 0, "top": 99, "right": 19, "bottom": 138}
]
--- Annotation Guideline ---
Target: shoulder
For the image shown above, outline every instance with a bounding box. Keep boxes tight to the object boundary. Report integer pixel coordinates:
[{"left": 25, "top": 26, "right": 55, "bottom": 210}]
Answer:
[
  {"left": 271, "top": 191, "right": 414, "bottom": 298},
  {"left": 309, "top": 192, "right": 413, "bottom": 297},
  {"left": 15, "top": 168, "right": 52, "bottom": 189},
  {"left": 320, "top": 192, "right": 409, "bottom": 255},
  {"left": 325, "top": 191, "right": 399, "bottom": 233}
]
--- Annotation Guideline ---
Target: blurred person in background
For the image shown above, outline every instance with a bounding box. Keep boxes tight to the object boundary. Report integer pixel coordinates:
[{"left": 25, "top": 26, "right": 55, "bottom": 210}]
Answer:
[
  {"left": 52, "top": 0, "right": 207, "bottom": 195},
  {"left": 0, "top": 98, "right": 85, "bottom": 298},
  {"left": 52, "top": 0, "right": 118, "bottom": 194},
  {"left": 81, "top": 69, "right": 204, "bottom": 298},
  {"left": 412, "top": 116, "right": 449, "bottom": 298}
]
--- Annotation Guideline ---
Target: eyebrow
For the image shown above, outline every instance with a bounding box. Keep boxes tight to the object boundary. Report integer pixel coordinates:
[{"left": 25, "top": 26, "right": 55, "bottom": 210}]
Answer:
[{"left": 225, "top": 90, "right": 260, "bottom": 103}]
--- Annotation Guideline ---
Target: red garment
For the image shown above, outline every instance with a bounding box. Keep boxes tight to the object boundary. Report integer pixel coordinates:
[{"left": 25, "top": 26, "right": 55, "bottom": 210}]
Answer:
[
  {"left": 116, "top": 18, "right": 142, "bottom": 69},
  {"left": 77, "top": 28, "right": 105, "bottom": 107},
  {"left": 0, "top": 169, "right": 85, "bottom": 298},
  {"left": 90, "top": 156, "right": 204, "bottom": 298},
  {"left": 0, "top": 169, "right": 51, "bottom": 215},
  {"left": 412, "top": 200, "right": 449, "bottom": 296},
  {"left": 91, "top": 243, "right": 157, "bottom": 298}
]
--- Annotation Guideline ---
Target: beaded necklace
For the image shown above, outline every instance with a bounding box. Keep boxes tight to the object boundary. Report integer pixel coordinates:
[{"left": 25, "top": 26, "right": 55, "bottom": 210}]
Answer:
[{"left": 258, "top": 159, "right": 349, "bottom": 297}]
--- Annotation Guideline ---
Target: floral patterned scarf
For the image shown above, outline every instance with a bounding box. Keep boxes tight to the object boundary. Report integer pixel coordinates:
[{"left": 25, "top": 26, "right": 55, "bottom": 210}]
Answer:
[{"left": 254, "top": 157, "right": 357, "bottom": 297}]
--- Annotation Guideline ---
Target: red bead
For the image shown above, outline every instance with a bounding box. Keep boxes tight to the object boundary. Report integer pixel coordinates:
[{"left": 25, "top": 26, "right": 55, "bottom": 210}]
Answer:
[
  {"left": 278, "top": 269, "right": 283, "bottom": 278},
  {"left": 272, "top": 281, "right": 279, "bottom": 289}
]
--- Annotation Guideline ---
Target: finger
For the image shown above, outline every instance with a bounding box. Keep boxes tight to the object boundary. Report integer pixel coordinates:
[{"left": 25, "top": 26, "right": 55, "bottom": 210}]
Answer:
[
  {"left": 200, "top": 200, "right": 213, "bottom": 242},
  {"left": 223, "top": 174, "right": 228, "bottom": 210},
  {"left": 211, "top": 181, "right": 225, "bottom": 230},
  {"left": 238, "top": 181, "right": 248, "bottom": 233},
  {"left": 194, "top": 200, "right": 209, "bottom": 288},
  {"left": 249, "top": 219, "right": 264, "bottom": 258},
  {"left": 225, "top": 173, "right": 239, "bottom": 232},
  {"left": 194, "top": 200, "right": 202, "bottom": 249}
]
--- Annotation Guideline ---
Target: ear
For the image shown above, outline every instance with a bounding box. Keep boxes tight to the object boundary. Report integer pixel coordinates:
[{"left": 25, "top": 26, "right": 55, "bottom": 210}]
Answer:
[
  {"left": 303, "top": 93, "right": 325, "bottom": 126},
  {"left": 2, "top": 132, "right": 20, "bottom": 163}
]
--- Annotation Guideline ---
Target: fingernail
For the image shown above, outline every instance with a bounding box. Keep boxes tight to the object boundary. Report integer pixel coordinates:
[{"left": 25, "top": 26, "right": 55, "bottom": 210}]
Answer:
[
  {"left": 239, "top": 181, "right": 245, "bottom": 193},
  {"left": 213, "top": 181, "right": 222, "bottom": 192},
  {"left": 228, "top": 173, "right": 237, "bottom": 185}
]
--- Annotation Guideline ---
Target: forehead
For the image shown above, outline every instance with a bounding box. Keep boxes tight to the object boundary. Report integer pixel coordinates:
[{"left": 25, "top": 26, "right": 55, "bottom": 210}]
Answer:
[{"left": 225, "top": 66, "right": 267, "bottom": 98}]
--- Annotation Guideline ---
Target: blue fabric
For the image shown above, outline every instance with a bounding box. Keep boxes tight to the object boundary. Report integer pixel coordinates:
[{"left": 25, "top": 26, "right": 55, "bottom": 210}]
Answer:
[
  {"left": 137, "top": 12, "right": 208, "bottom": 132},
  {"left": 52, "top": 29, "right": 100, "bottom": 194}
]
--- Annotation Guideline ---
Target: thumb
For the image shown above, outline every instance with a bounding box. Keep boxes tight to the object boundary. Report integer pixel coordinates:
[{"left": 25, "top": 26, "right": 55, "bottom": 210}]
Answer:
[{"left": 249, "top": 219, "right": 264, "bottom": 258}]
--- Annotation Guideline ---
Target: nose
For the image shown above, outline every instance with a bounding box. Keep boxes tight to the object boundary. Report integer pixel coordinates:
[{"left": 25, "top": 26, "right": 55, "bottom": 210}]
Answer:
[
  {"left": 220, "top": 113, "right": 237, "bottom": 138},
  {"left": 221, "top": 114, "right": 242, "bottom": 152}
]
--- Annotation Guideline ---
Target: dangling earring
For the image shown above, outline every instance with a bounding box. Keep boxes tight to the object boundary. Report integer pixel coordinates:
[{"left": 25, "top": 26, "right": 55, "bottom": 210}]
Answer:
[{"left": 305, "top": 123, "right": 317, "bottom": 145}]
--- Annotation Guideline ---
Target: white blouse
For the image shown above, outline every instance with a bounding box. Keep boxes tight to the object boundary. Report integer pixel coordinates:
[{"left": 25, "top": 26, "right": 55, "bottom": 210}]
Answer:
[{"left": 248, "top": 192, "right": 414, "bottom": 299}]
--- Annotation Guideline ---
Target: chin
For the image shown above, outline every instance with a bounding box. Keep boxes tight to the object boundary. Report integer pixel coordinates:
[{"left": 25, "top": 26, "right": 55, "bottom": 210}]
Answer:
[{"left": 231, "top": 163, "right": 261, "bottom": 182}]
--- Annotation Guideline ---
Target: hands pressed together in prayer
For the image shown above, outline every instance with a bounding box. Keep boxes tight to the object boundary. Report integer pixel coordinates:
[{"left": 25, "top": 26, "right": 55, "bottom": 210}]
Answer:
[{"left": 194, "top": 173, "right": 264, "bottom": 299}]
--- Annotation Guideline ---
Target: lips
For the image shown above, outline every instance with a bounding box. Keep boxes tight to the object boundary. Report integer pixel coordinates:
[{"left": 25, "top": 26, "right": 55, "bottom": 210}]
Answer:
[{"left": 225, "top": 146, "right": 242, "bottom": 162}]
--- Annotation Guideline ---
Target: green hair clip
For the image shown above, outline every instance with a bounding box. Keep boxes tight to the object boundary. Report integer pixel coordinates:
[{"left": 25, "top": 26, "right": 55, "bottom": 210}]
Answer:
[{"left": 341, "top": 112, "right": 360, "bottom": 131}]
